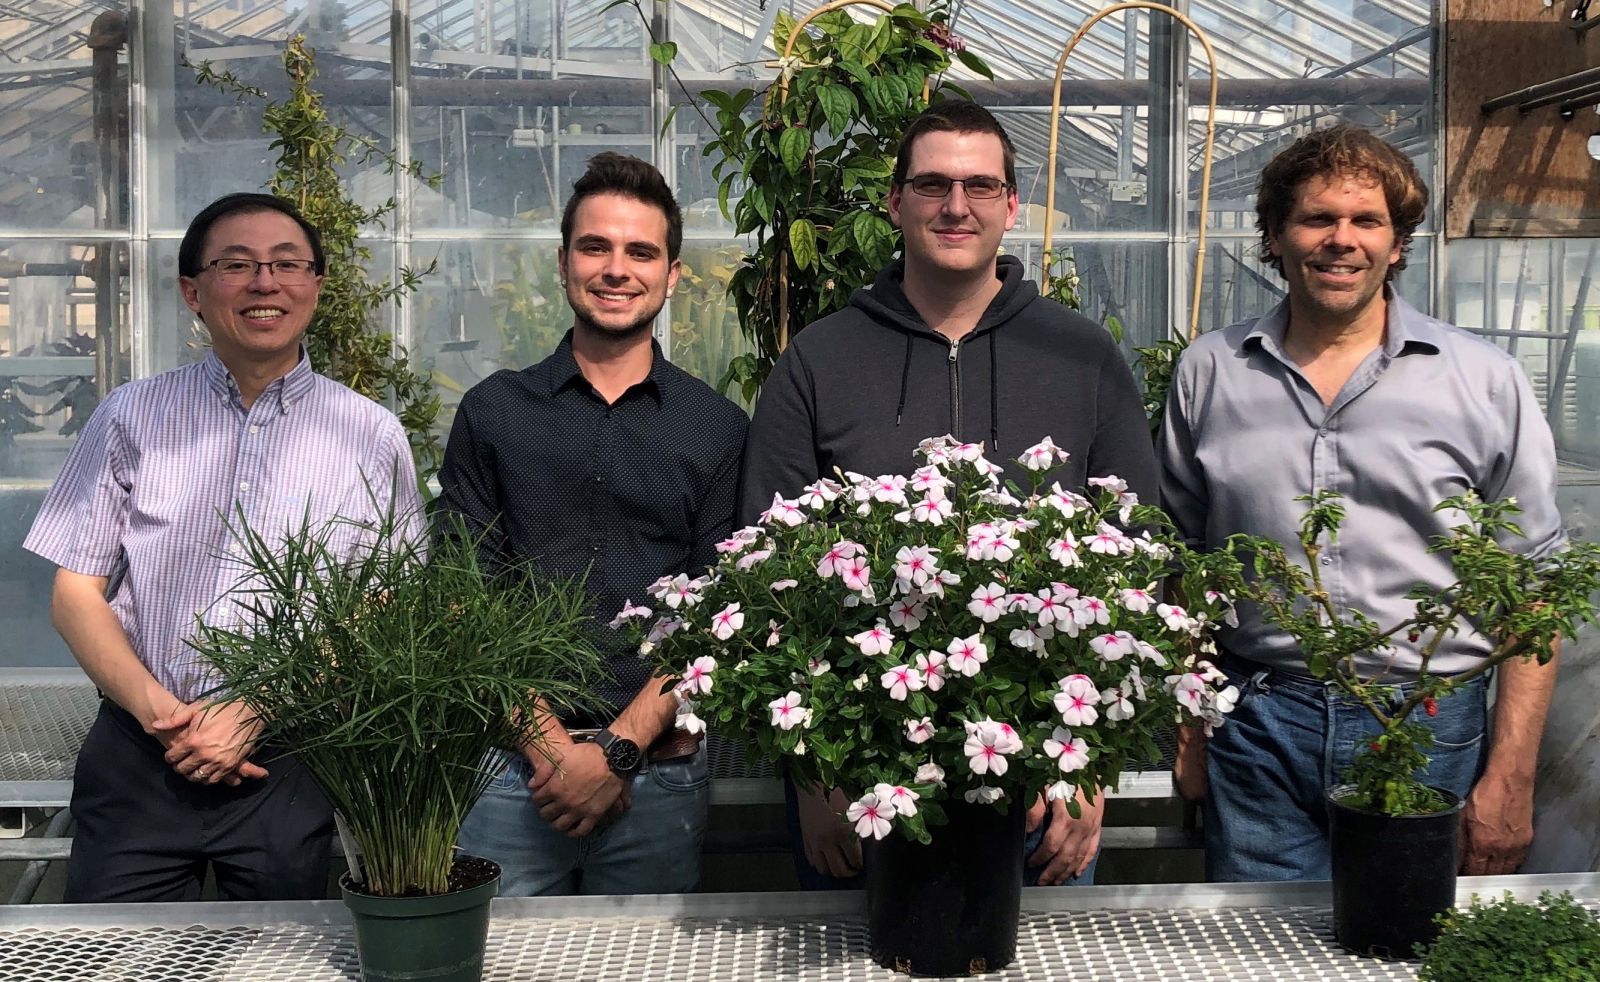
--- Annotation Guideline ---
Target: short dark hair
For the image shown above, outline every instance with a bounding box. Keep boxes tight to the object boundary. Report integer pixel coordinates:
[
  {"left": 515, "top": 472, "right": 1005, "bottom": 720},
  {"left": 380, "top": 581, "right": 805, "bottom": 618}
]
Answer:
[
  {"left": 892, "top": 100, "right": 1017, "bottom": 190},
  {"left": 560, "top": 153, "right": 683, "bottom": 262},
  {"left": 1255, "top": 124, "right": 1428, "bottom": 281},
  {"left": 178, "top": 192, "right": 326, "bottom": 278}
]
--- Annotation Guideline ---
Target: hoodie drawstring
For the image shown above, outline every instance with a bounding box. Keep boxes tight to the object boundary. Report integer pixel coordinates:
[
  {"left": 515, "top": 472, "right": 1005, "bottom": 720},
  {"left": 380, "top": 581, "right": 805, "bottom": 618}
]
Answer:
[
  {"left": 895, "top": 330, "right": 912, "bottom": 427},
  {"left": 988, "top": 328, "right": 999, "bottom": 451}
]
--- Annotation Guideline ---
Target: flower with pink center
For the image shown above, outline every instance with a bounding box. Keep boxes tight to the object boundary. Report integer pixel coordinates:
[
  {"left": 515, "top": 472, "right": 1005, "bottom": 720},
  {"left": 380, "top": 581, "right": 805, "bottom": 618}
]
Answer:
[
  {"left": 906, "top": 717, "right": 936, "bottom": 744},
  {"left": 1119, "top": 587, "right": 1156, "bottom": 613},
  {"left": 1042, "top": 726, "right": 1091, "bottom": 773},
  {"left": 677, "top": 655, "right": 717, "bottom": 696},
  {"left": 840, "top": 556, "right": 873, "bottom": 595},
  {"left": 713, "top": 526, "right": 762, "bottom": 555},
  {"left": 759, "top": 493, "right": 805, "bottom": 527},
  {"left": 1071, "top": 595, "right": 1111, "bottom": 628},
  {"left": 888, "top": 597, "right": 927, "bottom": 631},
  {"left": 915, "top": 652, "right": 948, "bottom": 691},
  {"left": 709, "top": 603, "right": 745, "bottom": 641},
  {"left": 1089, "top": 631, "right": 1136, "bottom": 662},
  {"left": 608, "top": 598, "right": 652, "bottom": 629},
  {"left": 915, "top": 761, "right": 946, "bottom": 785},
  {"left": 967, "top": 582, "right": 1008, "bottom": 623},
  {"left": 816, "top": 540, "right": 864, "bottom": 579},
  {"left": 963, "top": 724, "right": 1014, "bottom": 776},
  {"left": 1168, "top": 672, "right": 1208, "bottom": 714},
  {"left": 1157, "top": 603, "right": 1197, "bottom": 634},
  {"left": 850, "top": 620, "right": 895, "bottom": 657},
  {"left": 807, "top": 656, "right": 831, "bottom": 676},
  {"left": 846, "top": 792, "right": 896, "bottom": 839},
  {"left": 1054, "top": 674, "right": 1101, "bottom": 727},
  {"left": 901, "top": 495, "right": 954, "bottom": 525},
  {"left": 909, "top": 465, "right": 952, "bottom": 499},
  {"left": 879, "top": 664, "right": 924, "bottom": 701},
  {"left": 946, "top": 634, "right": 990, "bottom": 677},
  {"left": 1048, "top": 533, "right": 1082, "bottom": 569},
  {"left": 893, "top": 545, "right": 939, "bottom": 590},
  {"left": 875, "top": 783, "right": 921, "bottom": 817},
  {"left": 769, "top": 691, "right": 805, "bottom": 730},
  {"left": 797, "top": 478, "right": 843, "bottom": 510},
  {"left": 1018, "top": 437, "right": 1066, "bottom": 471},
  {"left": 869, "top": 474, "right": 910, "bottom": 505},
  {"left": 950, "top": 441, "right": 984, "bottom": 462},
  {"left": 1042, "top": 481, "right": 1090, "bottom": 518},
  {"left": 658, "top": 573, "right": 702, "bottom": 609},
  {"left": 735, "top": 548, "right": 772, "bottom": 571},
  {"left": 1087, "top": 522, "right": 1133, "bottom": 556}
]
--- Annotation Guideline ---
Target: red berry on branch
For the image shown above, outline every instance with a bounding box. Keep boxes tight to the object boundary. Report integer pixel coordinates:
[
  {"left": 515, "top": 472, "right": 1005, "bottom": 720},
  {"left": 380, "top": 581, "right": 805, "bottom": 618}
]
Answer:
[{"left": 1424, "top": 696, "right": 1438, "bottom": 717}]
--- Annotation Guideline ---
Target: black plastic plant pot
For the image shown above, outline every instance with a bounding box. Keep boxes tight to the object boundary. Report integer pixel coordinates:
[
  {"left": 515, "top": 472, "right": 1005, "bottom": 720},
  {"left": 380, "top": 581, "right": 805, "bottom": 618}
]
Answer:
[
  {"left": 340, "top": 856, "right": 501, "bottom": 982},
  {"left": 864, "top": 799, "right": 1026, "bottom": 977},
  {"left": 1327, "top": 785, "right": 1462, "bottom": 960}
]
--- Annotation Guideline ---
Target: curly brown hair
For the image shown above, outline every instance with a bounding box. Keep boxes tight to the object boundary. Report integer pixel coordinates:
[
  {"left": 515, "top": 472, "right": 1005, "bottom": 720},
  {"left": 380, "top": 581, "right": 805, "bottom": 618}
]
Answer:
[{"left": 1255, "top": 125, "right": 1428, "bottom": 281}]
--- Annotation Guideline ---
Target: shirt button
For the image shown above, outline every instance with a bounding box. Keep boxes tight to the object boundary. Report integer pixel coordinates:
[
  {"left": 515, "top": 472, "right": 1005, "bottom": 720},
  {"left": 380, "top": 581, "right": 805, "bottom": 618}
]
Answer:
[
  {"left": 250, "top": 425, "right": 260, "bottom": 434},
  {"left": 239, "top": 481, "right": 250, "bottom": 491}
]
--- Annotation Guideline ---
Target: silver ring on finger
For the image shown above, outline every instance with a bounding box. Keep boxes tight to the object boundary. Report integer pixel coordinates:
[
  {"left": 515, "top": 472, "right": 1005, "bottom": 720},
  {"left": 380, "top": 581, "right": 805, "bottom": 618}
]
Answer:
[{"left": 196, "top": 768, "right": 208, "bottom": 779}]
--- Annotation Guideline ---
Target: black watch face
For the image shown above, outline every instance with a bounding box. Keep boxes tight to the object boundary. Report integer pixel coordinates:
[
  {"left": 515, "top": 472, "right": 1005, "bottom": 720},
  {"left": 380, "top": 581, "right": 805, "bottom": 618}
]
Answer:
[{"left": 607, "top": 738, "right": 643, "bottom": 774}]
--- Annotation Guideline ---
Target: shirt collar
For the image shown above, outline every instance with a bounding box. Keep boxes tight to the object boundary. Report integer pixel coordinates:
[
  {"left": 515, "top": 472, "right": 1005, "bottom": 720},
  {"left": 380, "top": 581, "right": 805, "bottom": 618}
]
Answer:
[
  {"left": 203, "top": 345, "right": 316, "bottom": 413},
  {"left": 1243, "top": 287, "right": 1442, "bottom": 360},
  {"left": 538, "top": 329, "right": 667, "bottom": 403}
]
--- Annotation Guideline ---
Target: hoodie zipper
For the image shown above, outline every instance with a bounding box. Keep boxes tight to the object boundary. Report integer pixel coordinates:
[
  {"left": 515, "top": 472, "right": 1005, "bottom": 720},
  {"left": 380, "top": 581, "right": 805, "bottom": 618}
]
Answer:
[{"left": 947, "top": 337, "right": 962, "bottom": 438}]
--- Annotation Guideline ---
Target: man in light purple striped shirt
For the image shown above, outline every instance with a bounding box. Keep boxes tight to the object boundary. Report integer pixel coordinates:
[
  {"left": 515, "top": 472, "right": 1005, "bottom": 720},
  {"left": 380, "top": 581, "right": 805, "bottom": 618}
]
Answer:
[{"left": 24, "top": 193, "right": 422, "bottom": 902}]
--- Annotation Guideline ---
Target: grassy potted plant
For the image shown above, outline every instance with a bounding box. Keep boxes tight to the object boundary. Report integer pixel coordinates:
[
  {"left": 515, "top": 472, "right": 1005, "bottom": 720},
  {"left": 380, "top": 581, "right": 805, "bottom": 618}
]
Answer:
[
  {"left": 1237, "top": 491, "right": 1600, "bottom": 959},
  {"left": 1419, "top": 891, "right": 1600, "bottom": 981},
  {"left": 189, "top": 499, "right": 602, "bottom": 982},
  {"left": 622, "top": 434, "right": 1242, "bottom": 976}
]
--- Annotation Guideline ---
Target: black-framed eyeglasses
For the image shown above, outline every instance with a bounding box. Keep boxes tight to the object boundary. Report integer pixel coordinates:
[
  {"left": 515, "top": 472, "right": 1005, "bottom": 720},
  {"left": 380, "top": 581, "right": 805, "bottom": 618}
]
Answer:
[
  {"left": 200, "top": 258, "right": 319, "bottom": 283},
  {"left": 901, "top": 175, "right": 1010, "bottom": 200}
]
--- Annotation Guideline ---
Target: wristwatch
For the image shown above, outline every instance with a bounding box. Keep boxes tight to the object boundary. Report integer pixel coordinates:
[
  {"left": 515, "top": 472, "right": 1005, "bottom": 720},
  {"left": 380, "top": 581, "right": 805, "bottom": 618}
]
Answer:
[{"left": 594, "top": 727, "right": 644, "bottom": 779}]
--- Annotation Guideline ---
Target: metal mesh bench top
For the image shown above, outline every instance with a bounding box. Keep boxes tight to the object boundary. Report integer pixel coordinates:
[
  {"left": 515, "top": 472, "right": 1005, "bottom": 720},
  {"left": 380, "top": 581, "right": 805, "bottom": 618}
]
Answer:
[{"left": 3, "top": 875, "right": 1596, "bottom": 981}]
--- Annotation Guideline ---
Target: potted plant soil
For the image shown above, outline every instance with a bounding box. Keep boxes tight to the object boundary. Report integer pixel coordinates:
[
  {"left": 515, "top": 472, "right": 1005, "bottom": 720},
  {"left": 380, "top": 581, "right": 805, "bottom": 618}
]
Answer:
[
  {"left": 189, "top": 500, "right": 602, "bottom": 982},
  {"left": 1239, "top": 491, "right": 1600, "bottom": 959},
  {"left": 623, "top": 435, "right": 1244, "bottom": 976}
]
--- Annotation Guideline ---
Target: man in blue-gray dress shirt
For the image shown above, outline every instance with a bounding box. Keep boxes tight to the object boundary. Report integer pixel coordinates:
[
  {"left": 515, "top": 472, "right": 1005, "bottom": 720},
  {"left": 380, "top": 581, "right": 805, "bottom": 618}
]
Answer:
[{"left": 1159, "top": 125, "right": 1566, "bottom": 882}]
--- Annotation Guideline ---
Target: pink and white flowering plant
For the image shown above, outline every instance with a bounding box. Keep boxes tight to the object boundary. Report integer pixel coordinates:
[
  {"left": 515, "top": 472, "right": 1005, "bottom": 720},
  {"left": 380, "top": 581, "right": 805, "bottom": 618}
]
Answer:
[{"left": 626, "top": 435, "right": 1242, "bottom": 844}]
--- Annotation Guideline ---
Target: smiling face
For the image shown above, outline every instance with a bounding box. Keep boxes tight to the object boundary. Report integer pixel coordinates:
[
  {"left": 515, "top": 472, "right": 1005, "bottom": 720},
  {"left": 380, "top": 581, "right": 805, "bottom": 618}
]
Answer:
[
  {"left": 179, "top": 209, "right": 322, "bottom": 377},
  {"left": 558, "top": 191, "right": 681, "bottom": 342},
  {"left": 888, "top": 130, "right": 1019, "bottom": 284},
  {"left": 1268, "top": 172, "right": 1401, "bottom": 329}
]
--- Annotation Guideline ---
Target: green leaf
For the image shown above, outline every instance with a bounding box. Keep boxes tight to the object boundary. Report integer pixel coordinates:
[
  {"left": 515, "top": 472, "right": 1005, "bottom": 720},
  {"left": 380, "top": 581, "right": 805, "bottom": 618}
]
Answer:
[
  {"left": 957, "top": 49, "right": 995, "bottom": 79},
  {"left": 656, "top": 104, "right": 679, "bottom": 141},
  {"left": 789, "top": 218, "right": 819, "bottom": 272},
  {"left": 816, "top": 84, "right": 856, "bottom": 136},
  {"left": 852, "top": 213, "right": 896, "bottom": 265},
  {"left": 649, "top": 41, "right": 678, "bottom": 65},
  {"left": 778, "top": 125, "right": 811, "bottom": 177}
]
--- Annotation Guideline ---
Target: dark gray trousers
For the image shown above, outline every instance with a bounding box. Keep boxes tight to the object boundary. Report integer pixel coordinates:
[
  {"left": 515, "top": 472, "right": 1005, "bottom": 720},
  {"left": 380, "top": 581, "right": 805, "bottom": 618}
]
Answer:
[{"left": 64, "top": 699, "right": 333, "bottom": 903}]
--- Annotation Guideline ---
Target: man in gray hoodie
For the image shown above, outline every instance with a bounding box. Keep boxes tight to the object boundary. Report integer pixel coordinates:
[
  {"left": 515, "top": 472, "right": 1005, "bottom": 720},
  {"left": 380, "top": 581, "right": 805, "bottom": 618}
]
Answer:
[{"left": 739, "top": 101, "right": 1156, "bottom": 889}]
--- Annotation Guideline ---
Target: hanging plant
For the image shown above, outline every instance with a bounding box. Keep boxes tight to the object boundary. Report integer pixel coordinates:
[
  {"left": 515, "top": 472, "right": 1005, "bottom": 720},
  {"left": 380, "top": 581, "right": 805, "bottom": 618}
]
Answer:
[{"left": 190, "top": 36, "right": 443, "bottom": 484}]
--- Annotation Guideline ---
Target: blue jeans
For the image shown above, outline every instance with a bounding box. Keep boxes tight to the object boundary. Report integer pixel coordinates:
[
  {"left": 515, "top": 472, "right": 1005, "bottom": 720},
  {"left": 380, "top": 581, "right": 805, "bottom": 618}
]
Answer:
[
  {"left": 457, "top": 747, "right": 709, "bottom": 896},
  {"left": 1204, "top": 656, "right": 1489, "bottom": 883},
  {"left": 781, "top": 774, "right": 1098, "bottom": 890}
]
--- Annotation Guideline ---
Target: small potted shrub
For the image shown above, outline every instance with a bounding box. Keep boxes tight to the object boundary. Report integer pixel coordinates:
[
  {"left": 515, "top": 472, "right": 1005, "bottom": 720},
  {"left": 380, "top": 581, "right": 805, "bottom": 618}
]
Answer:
[
  {"left": 190, "top": 501, "right": 602, "bottom": 982},
  {"left": 1420, "top": 891, "right": 1600, "bottom": 981},
  {"left": 1239, "top": 491, "right": 1600, "bottom": 959},
  {"left": 623, "top": 435, "right": 1242, "bottom": 976}
]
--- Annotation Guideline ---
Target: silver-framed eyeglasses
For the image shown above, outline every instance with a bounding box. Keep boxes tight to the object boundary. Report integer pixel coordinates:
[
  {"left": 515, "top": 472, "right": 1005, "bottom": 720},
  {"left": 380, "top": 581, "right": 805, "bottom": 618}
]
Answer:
[
  {"left": 200, "top": 258, "right": 319, "bottom": 283},
  {"left": 901, "top": 175, "right": 1010, "bottom": 199}
]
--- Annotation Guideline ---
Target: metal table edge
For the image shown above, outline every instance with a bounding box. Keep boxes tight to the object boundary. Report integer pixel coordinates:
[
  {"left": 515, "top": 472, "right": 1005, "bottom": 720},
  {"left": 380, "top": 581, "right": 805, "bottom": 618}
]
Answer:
[{"left": 5, "top": 873, "right": 1596, "bottom": 930}]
